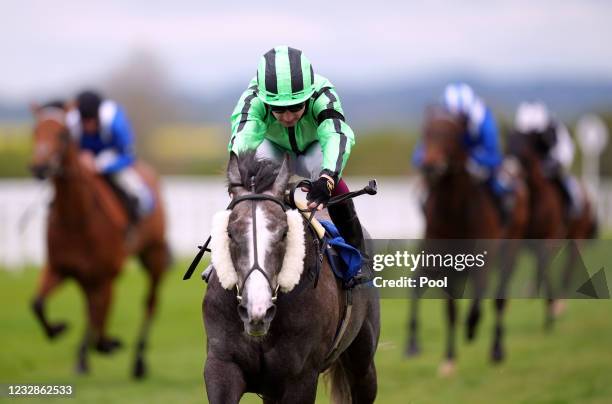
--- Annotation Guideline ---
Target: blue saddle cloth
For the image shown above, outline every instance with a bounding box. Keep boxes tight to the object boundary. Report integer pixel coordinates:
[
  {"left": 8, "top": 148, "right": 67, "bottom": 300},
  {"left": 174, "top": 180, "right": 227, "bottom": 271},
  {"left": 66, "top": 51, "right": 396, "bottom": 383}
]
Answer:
[{"left": 319, "top": 220, "right": 362, "bottom": 283}]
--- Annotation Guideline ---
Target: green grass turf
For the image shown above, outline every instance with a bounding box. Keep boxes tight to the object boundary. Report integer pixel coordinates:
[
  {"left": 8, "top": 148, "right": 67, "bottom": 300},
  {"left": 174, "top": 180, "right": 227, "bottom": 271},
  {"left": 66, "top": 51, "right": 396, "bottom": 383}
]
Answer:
[{"left": 0, "top": 259, "right": 611, "bottom": 403}]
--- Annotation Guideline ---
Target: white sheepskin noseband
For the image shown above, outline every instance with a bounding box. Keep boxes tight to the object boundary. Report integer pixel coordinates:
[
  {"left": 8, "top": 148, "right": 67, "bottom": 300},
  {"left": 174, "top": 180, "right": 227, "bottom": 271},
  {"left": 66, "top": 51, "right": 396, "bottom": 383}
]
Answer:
[{"left": 210, "top": 209, "right": 305, "bottom": 292}]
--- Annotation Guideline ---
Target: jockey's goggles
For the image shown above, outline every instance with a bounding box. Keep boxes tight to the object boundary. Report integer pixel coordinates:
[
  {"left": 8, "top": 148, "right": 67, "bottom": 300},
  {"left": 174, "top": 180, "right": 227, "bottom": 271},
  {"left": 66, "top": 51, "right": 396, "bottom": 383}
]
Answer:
[{"left": 269, "top": 102, "right": 306, "bottom": 113}]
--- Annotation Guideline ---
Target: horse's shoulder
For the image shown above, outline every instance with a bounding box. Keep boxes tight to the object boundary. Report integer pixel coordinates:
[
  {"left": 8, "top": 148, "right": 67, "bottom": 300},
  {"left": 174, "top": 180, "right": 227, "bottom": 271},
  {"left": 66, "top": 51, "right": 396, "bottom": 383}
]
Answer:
[{"left": 91, "top": 175, "right": 128, "bottom": 228}]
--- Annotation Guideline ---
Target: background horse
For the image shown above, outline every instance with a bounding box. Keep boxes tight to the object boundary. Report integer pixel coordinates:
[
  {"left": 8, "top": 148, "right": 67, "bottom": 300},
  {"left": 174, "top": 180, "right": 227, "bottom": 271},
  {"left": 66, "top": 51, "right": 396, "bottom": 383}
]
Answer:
[
  {"left": 29, "top": 102, "right": 171, "bottom": 377},
  {"left": 507, "top": 130, "right": 597, "bottom": 321},
  {"left": 203, "top": 152, "right": 380, "bottom": 403},
  {"left": 406, "top": 106, "right": 528, "bottom": 374}
]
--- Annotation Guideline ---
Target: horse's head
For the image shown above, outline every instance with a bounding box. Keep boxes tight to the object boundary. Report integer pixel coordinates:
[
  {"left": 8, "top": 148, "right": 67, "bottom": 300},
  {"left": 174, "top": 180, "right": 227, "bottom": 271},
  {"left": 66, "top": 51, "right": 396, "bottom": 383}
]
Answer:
[
  {"left": 210, "top": 152, "right": 305, "bottom": 337},
  {"left": 29, "top": 101, "right": 70, "bottom": 180},
  {"left": 506, "top": 129, "right": 548, "bottom": 176},
  {"left": 419, "top": 105, "right": 468, "bottom": 182}
]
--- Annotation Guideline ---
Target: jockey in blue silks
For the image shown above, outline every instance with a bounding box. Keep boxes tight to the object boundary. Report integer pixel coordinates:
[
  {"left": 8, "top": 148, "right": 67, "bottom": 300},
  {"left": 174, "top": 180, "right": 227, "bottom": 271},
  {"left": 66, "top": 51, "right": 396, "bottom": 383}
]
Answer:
[
  {"left": 66, "top": 90, "right": 154, "bottom": 226},
  {"left": 413, "top": 83, "right": 514, "bottom": 219}
]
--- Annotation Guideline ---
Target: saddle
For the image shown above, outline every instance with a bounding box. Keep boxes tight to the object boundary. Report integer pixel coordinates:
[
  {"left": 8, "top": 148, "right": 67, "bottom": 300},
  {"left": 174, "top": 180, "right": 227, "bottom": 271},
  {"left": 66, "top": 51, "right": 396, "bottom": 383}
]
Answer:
[
  {"left": 319, "top": 220, "right": 363, "bottom": 286},
  {"left": 101, "top": 175, "right": 140, "bottom": 225},
  {"left": 290, "top": 197, "right": 363, "bottom": 288}
]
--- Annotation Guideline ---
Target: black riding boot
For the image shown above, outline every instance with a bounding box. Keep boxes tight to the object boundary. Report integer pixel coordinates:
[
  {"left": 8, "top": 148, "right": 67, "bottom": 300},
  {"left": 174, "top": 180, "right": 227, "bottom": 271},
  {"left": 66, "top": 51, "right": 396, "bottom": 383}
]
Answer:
[
  {"left": 104, "top": 174, "right": 140, "bottom": 235},
  {"left": 327, "top": 199, "right": 371, "bottom": 285}
]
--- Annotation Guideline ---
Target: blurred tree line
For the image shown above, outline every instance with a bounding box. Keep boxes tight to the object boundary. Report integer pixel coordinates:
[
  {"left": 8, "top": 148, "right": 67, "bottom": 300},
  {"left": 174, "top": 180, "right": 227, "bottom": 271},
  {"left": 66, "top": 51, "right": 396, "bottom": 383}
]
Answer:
[{"left": 1, "top": 50, "right": 611, "bottom": 178}]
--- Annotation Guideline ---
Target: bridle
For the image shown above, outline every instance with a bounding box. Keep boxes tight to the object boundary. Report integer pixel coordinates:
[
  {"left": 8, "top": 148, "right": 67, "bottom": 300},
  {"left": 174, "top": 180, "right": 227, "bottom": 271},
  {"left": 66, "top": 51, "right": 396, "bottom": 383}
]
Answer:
[
  {"left": 34, "top": 109, "right": 72, "bottom": 179},
  {"left": 182, "top": 176, "right": 378, "bottom": 296},
  {"left": 226, "top": 176, "right": 288, "bottom": 303}
]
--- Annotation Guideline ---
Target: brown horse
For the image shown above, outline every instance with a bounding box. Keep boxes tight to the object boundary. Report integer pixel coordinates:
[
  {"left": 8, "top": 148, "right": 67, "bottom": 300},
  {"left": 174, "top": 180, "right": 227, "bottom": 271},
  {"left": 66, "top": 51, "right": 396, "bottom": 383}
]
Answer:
[
  {"left": 507, "top": 130, "right": 597, "bottom": 320},
  {"left": 29, "top": 102, "right": 170, "bottom": 377},
  {"left": 406, "top": 106, "right": 528, "bottom": 374}
]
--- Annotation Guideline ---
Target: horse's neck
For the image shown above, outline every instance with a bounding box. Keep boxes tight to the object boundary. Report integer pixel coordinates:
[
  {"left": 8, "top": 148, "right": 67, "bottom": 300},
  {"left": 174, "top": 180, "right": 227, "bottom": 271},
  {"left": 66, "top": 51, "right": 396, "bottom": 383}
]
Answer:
[
  {"left": 427, "top": 169, "right": 478, "bottom": 233},
  {"left": 434, "top": 169, "right": 472, "bottom": 210},
  {"left": 52, "top": 145, "right": 97, "bottom": 227},
  {"left": 525, "top": 160, "right": 550, "bottom": 195}
]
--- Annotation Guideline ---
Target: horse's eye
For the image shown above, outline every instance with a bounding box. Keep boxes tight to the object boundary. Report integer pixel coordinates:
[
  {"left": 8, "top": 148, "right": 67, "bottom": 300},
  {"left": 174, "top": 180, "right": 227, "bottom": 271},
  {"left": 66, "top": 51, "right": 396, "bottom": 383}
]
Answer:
[
  {"left": 282, "top": 229, "right": 288, "bottom": 240},
  {"left": 227, "top": 230, "right": 233, "bottom": 240}
]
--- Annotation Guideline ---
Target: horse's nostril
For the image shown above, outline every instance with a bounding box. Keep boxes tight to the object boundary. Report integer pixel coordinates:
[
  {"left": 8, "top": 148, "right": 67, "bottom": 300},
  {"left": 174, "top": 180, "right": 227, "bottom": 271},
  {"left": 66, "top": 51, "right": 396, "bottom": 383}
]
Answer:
[
  {"left": 237, "top": 304, "right": 249, "bottom": 322},
  {"left": 264, "top": 305, "right": 276, "bottom": 322}
]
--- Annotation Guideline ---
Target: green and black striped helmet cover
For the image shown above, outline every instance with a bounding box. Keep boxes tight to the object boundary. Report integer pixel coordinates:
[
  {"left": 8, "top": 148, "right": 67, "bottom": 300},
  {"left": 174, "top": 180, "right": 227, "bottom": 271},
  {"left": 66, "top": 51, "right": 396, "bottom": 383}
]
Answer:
[{"left": 256, "top": 46, "right": 316, "bottom": 106}]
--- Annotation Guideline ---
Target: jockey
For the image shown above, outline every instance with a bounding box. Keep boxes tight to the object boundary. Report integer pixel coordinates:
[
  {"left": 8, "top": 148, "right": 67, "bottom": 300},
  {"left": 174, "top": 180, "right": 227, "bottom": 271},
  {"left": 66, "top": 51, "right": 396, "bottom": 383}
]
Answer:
[
  {"left": 514, "top": 101, "right": 583, "bottom": 217},
  {"left": 66, "top": 90, "right": 154, "bottom": 227},
  {"left": 414, "top": 83, "right": 514, "bottom": 220},
  {"left": 208, "top": 45, "right": 367, "bottom": 283}
]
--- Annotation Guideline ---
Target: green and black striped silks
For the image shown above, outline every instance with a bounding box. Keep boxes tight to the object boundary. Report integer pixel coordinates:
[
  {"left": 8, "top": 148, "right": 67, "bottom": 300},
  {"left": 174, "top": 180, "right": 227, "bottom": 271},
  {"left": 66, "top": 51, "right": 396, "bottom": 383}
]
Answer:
[
  {"left": 229, "top": 74, "right": 355, "bottom": 179},
  {"left": 256, "top": 46, "right": 316, "bottom": 106}
]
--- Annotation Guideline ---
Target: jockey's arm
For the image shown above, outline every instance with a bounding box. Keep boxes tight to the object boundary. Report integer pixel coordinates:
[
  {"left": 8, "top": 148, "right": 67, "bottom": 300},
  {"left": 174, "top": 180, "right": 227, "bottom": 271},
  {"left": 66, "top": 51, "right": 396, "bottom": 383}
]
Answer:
[
  {"left": 96, "top": 107, "right": 135, "bottom": 174},
  {"left": 228, "top": 80, "right": 267, "bottom": 155},
  {"left": 468, "top": 109, "right": 502, "bottom": 170},
  {"left": 312, "top": 86, "right": 355, "bottom": 182},
  {"left": 550, "top": 123, "right": 575, "bottom": 171}
]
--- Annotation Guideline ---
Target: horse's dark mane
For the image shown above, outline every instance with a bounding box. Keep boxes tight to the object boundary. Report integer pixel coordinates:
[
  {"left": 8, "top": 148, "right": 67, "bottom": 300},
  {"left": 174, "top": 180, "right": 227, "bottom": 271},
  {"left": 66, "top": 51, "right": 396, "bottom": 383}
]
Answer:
[
  {"left": 231, "top": 151, "right": 281, "bottom": 193},
  {"left": 41, "top": 100, "right": 66, "bottom": 110}
]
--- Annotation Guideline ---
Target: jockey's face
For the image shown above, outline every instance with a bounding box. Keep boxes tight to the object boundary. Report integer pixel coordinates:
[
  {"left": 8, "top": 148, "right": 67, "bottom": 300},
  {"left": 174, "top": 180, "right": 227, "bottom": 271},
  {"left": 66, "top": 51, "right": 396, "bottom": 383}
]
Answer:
[
  {"left": 272, "top": 106, "right": 305, "bottom": 128},
  {"left": 82, "top": 118, "right": 99, "bottom": 135}
]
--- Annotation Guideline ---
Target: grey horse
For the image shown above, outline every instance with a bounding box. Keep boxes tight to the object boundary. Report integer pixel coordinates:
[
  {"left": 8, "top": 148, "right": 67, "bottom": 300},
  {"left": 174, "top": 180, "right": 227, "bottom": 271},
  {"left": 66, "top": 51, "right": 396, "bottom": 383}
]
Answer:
[{"left": 203, "top": 152, "right": 380, "bottom": 403}]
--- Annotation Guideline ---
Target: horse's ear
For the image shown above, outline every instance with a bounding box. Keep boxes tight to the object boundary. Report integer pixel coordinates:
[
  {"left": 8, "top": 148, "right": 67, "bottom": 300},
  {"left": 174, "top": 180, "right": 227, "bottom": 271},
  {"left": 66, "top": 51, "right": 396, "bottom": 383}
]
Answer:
[
  {"left": 227, "top": 152, "right": 242, "bottom": 188},
  {"left": 271, "top": 154, "right": 290, "bottom": 197}
]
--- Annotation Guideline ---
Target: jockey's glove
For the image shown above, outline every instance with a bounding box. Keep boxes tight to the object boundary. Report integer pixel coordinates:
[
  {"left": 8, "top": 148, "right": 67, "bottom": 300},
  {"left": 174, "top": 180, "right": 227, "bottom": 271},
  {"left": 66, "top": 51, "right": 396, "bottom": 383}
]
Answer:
[{"left": 306, "top": 176, "right": 334, "bottom": 208}]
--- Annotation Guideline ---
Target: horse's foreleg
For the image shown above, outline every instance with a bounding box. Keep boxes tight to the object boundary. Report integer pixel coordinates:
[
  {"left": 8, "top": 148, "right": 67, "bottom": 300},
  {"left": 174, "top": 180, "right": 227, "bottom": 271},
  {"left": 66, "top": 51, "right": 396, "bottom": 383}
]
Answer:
[
  {"left": 536, "top": 246, "right": 555, "bottom": 330},
  {"left": 76, "top": 280, "right": 118, "bottom": 374},
  {"left": 86, "top": 280, "right": 122, "bottom": 354},
  {"left": 31, "top": 265, "right": 68, "bottom": 339},
  {"left": 439, "top": 298, "right": 457, "bottom": 377},
  {"left": 491, "top": 299, "right": 507, "bottom": 363},
  {"left": 560, "top": 240, "right": 581, "bottom": 296},
  {"left": 465, "top": 298, "right": 481, "bottom": 342},
  {"left": 491, "top": 245, "right": 520, "bottom": 363},
  {"left": 204, "top": 357, "right": 247, "bottom": 404},
  {"left": 466, "top": 266, "right": 488, "bottom": 342},
  {"left": 133, "top": 244, "right": 167, "bottom": 379},
  {"left": 76, "top": 328, "right": 92, "bottom": 374},
  {"left": 277, "top": 372, "right": 319, "bottom": 404},
  {"left": 405, "top": 289, "right": 421, "bottom": 357}
]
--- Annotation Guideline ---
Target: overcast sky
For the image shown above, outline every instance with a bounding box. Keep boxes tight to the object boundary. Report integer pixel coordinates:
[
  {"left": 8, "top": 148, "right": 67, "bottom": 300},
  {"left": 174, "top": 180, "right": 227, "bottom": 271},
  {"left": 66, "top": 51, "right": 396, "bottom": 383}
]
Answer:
[{"left": 2, "top": 0, "right": 612, "bottom": 101}]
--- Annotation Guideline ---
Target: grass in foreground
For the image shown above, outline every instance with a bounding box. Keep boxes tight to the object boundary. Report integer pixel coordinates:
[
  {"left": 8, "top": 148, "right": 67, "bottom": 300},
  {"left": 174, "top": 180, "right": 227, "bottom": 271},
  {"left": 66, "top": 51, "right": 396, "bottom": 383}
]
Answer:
[{"left": 0, "top": 260, "right": 611, "bottom": 403}]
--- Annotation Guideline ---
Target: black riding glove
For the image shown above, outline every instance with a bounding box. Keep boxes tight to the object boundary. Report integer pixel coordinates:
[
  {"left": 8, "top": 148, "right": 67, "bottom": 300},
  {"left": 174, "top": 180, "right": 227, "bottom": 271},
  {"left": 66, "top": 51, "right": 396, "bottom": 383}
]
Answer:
[{"left": 306, "top": 176, "right": 334, "bottom": 208}]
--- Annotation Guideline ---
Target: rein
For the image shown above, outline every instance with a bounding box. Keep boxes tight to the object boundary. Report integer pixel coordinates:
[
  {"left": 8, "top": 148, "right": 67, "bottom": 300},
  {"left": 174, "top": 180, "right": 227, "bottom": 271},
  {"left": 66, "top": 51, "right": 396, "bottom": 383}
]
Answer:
[{"left": 182, "top": 178, "right": 377, "bottom": 304}]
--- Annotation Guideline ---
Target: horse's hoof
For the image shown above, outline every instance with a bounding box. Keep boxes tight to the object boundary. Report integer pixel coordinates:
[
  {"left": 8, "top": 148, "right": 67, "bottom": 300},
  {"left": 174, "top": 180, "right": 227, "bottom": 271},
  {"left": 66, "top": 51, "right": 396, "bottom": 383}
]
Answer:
[
  {"left": 438, "top": 360, "right": 456, "bottom": 377},
  {"left": 96, "top": 337, "right": 123, "bottom": 354},
  {"left": 491, "top": 345, "right": 505, "bottom": 363},
  {"left": 404, "top": 341, "right": 421, "bottom": 358},
  {"left": 133, "top": 357, "right": 147, "bottom": 379},
  {"left": 46, "top": 322, "right": 68, "bottom": 340}
]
